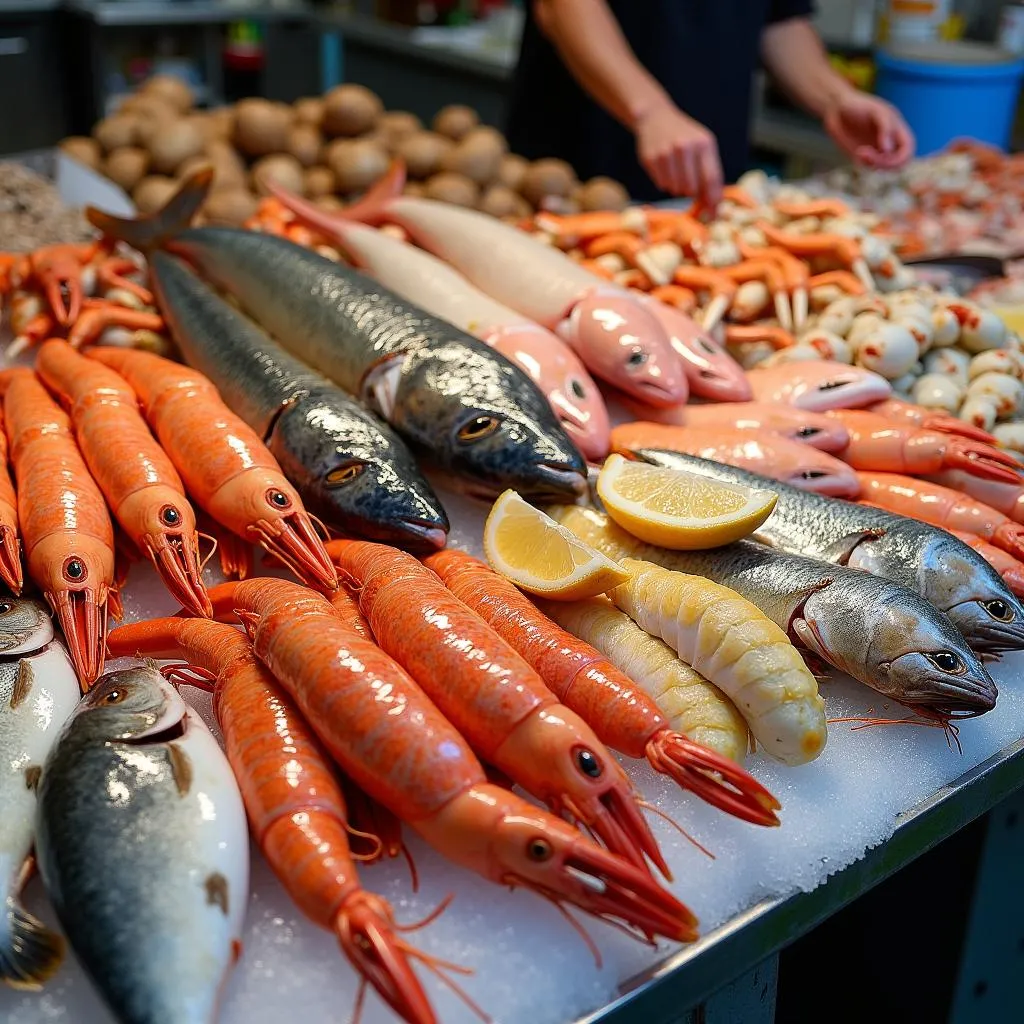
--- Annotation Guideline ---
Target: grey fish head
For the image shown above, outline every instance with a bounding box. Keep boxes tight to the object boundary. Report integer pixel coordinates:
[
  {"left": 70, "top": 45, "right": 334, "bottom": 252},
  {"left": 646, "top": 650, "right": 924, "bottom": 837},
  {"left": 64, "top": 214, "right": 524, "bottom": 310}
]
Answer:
[
  {"left": 270, "top": 393, "right": 450, "bottom": 551},
  {"left": 0, "top": 597, "right": 53, "bottom": 655},
  {"left": 915, "top": 532, "right": 1024, "bottom": 653},
  {"left": 74, "top": 664, "right": 190, "bottom": 744},
  {"left": 393, "top": 343, "right": 587, "bottom": 501}
]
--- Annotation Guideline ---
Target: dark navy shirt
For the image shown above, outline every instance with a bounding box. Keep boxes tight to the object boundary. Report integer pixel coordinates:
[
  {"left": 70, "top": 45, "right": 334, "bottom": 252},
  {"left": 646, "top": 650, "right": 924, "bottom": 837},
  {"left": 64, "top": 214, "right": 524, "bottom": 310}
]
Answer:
[{"left": 505, "top": 0, "right": 814, "bottom": 200}]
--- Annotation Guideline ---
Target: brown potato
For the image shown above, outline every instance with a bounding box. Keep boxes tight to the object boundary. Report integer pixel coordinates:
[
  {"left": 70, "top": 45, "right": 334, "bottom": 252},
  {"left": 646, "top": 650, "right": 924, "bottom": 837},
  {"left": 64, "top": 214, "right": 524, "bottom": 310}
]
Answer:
[
  {"left": 59, "top": 136, "right": 102, "bottom": 169},
  {"left": 578, "top": 176, "right": 629, "bottom": 212},
  {"left": 321, "top": 84, "right": 383, "bottom": 137},
  {"left": 233, "top": 98, "right": 292, "bottom": 157},
  {"left": 202, "top": 188, "right": 259, "bottom": 227},
  {"left": 203, "top": 140, "right": 247, "bottom": 189},
  {"left": 94, "top": 115, "right": 139, "bottom": 153},
  {"left": 520, "top": 158, "right": 577, "bottom": 207},
  {"left": 148, "top": 119, "right": 205, "bottom": 175},
  {"left": 251, "top": 154, "right": 305, "bottom": 196},
  {"left": 303, "top": 165, "right": 336, "bottom": 198},
  {"left": 423, "top": 172, "right": 479, "bottom": 207},
  {"left": 496, "top": 153, "right": 528, "bottom": 192},
  {"left": 204, "top": 106, "right": 236, "bottom": 141},
  {"left": 441, "top": 130, "right": 505, "bottom": 186},
  {"left": 396, "top": 131, "right": 452, "bottom": 179},
  {"left": 293, "top": 96, "right": 325, "bottom": 127},
  {"left": 478, "top": 183, "right": 523, "bottom": 219},
  {"left": 432, "top": 104, "right": 478, "bottom": 141},
  {"left": 104, "top": 147, "right": 150, "bottom": 192},
  {"left": 133, "top": 175, "right": 178, "bottom": 213},
  {"left": 285, "top": 123, "right": 323, "bottom": 168},
  {"left": 142, "top": 74, "right": 193, "bottom": 114},
  {"left": 376, "top": 111, "right": 423, "bottom": 148},
  {"left": 327, "top": 138, "right": 389, "bottom": 194}
]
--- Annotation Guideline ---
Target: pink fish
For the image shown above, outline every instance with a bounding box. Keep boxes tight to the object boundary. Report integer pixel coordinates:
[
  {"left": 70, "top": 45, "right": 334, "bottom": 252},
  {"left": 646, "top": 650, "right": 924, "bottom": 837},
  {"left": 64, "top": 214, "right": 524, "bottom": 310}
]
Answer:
[
  {"left": 258, "top": 183, "right": 611, "bottom": 459},
  {"left": 610, "top": 422, "right": 861, "bottom": 497},
  {"left": 746, "top": 360, "right": 892, "bottom": 412},
  {"left": 301, "top": 163, "right": 688, "bottom": 408},
  {"left": 635, "top": 294, "right": 752, "bottom": 402}
]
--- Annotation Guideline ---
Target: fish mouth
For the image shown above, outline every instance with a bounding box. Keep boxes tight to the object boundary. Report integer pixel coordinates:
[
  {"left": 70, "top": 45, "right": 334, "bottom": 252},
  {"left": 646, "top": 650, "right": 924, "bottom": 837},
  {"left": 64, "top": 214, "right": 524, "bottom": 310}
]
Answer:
[
  {"left": 523, "top": 462, "right": 589, "bottom": 500},
  {"left": 392, "top": 518, "right": 448, "bottom": 553},
  {"left": 124, "top": 712, "right": 189, "bottom": 745},
  {"left": 785, "top": 471, "right": 859, "bottom": 497}
]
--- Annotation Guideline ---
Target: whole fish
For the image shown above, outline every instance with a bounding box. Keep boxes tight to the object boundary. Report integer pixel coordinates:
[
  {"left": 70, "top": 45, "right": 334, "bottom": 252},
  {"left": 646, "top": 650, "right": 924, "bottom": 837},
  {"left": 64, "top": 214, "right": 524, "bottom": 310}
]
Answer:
[
  {"left": 631, "top": 449, "right": 1024, "bottom": 653},
  {"left": 258, "top": 182, "right": 612, "bottom": 460},
  {"left": 149, "top": 251, "right": 449, "bottom": 550},
  {"left": 0, "top": 599, "right": 79, "bottom": 989},
  {"left": 35, "top": 663, "right": 249, "bottom": 1024},
  {"left": 88, "top": 174, "right": 587, "bottom": 502},
  {"left": 552, "top": 507, "right": 997, "bottom": 718}
]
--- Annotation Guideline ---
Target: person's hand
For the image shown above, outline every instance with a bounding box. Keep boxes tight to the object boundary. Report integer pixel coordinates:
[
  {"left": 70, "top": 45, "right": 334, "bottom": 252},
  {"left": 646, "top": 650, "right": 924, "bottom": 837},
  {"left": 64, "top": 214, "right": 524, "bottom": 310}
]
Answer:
[
  {"left": 634, "top": 101, "right": 723, "bottom": 205},
  {"left": 823, "top": 90, "right": 915, "bottom": 169}
]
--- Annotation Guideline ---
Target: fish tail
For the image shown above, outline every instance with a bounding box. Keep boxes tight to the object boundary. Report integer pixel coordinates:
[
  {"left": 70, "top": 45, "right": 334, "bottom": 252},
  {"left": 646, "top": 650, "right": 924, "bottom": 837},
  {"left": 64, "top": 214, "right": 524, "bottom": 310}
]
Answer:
[
  {"left": 336, "top": 159, "right": 406, "bottom": 224},
  {"left": 86, "top": 168, "right": 214, "bottom": 252},
  {"left": 0, "top": 898, "right": 65, "bottom": 989}
]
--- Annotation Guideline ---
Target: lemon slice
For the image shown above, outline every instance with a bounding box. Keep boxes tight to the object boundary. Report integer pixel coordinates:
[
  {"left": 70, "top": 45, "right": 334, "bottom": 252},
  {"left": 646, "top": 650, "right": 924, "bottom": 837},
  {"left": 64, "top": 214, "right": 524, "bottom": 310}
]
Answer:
[
  {"left": 483, "top": 490, "right": 631, "bottom": 599},
  {"left": 597, "top": 453, "right": 777, "bottom": 549}
]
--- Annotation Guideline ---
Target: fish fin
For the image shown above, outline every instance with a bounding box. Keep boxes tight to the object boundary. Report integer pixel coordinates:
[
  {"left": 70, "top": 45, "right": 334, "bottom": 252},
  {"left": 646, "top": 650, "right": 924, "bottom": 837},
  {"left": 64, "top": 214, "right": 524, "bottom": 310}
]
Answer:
[
  {"left": 0, "top": 895, "right": 65, "bottom": 989},
  {"left": 362, "top": 355, "right": 405, "bottom": 420},
  {"left": 86, "top": 169, "right": 213, "bottom": 252},
  {"left": 819, "top": 528, "right": 885, "bottom": 565},
  {"left": 337, "top": 160, "right": 407, "bottom": 224}
]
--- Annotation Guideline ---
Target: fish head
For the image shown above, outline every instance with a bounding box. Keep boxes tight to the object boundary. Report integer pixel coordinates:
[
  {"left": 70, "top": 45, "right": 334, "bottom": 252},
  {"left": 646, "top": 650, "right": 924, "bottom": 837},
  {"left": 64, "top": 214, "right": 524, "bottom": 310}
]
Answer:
[
  {"left": 397, "top": 344, "right": 588, "bottom": 501},
  {"left": 270, "top": 398, "right": 450, "bottom": 552},
  {"left": 556, "top": 288, "right": 689, "bottom": 407},
  {"left": 78, "top": 663, "right": 191, "bottom": 743},
  {"left": 0, "top": 598, "right": 54, "bottom": 656}
]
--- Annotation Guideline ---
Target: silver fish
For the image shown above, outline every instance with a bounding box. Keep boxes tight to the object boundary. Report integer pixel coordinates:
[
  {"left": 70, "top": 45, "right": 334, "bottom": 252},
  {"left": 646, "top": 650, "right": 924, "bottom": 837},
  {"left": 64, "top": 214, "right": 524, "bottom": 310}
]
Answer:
[
  {"left": 35, "top": 664, "right": 249, "bottom": 1023},
  {"left": 632, "top": 449, "right": 1024, "bottom": 653},
  {"left": 556, "top": 507, "right": 998, "bottom": 719},
  {"left": 0, "top": 599, "right": 79, "bottom": 989},
  {"left": 88, "top": 178, "right": 587, "bottom": 502}
]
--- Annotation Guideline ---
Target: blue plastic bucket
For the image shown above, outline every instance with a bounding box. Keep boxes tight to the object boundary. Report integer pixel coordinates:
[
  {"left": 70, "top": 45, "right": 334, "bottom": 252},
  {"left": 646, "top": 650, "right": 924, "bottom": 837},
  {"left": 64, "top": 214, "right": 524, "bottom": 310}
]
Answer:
[{"left": 875, "top": 42, "right": 1024, "bottom": 156}]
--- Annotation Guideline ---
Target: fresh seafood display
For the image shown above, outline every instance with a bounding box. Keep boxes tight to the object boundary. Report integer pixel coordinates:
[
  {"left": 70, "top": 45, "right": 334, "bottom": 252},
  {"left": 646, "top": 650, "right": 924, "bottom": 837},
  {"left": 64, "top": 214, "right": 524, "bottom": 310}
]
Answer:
[
  {"left": 554, "top": 506, "right": 998, "bottom": 721},
  {"left": 87, "top": 172, "right": 590, "bottom": 502},
  {"left": 148, "top": 250, "right": 450, "bottom": 550},
  {"left": 0, "top": 599, "right": 79, "bottom": 989},
  {"left": 35, "top": 663, "right": 249, "bottom": 1023},
  {"left": 632, "top": 450, "right": 1024, "bottom": 653}
]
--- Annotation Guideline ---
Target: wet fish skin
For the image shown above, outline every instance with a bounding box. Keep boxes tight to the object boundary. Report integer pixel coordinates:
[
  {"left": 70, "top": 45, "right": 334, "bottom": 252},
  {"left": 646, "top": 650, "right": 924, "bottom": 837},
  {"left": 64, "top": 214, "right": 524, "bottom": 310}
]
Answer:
[
  {"left": 166, "top": 229, "right": 587, "bottom": 499},
  {"left": 633, "top": 448, "right": 1024, "bottom": 653},
  {"left": 35, "top": 664, "right": 249, "bottom": 1024},
  {"left": 0, "top": 600, "right": 79, "bottom": 989},
  {"left": 151, "top": 252, "right": 449, "bottom": 548},
  {"left": 558, "top": 506, "right": 998, "bottom": 716}
]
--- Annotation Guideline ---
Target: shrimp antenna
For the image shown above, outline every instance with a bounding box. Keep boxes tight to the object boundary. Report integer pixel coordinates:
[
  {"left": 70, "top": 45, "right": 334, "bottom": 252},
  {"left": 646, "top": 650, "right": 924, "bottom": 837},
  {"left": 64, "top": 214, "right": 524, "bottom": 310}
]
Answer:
[
  {"left": 401, "top": 842, "right": 420, "bottom": 893},
  {"left": 343, "top": 823, "right": 383, "bottom": 863},
  {"left": 397, "top": 940, "right": 491, "bottom": 1023},
  {"left": 540, "top": 893, "right": 603, "bottom": 969},
  {"left": 396, "top": 892, "right": 455, "bottom": 934},
  {"left": 638, "top": 800, "right": 714, "bottom": 861},
  {"left": 197, "top": 531, "right": 219, "bottom": 574}
]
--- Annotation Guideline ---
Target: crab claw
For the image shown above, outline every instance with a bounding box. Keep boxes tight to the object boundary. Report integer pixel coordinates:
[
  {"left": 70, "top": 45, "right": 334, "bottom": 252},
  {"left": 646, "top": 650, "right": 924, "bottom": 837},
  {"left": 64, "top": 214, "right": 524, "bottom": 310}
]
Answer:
[
  {"left": 0, "top": 526, "right": 22, "bottom": 594},
  {"left": 943, "top": 439, "right": 1024, "bottom": 484},
  {"left": 247, "top": 511, "right": 338, "bottom": 593},
  {"left": 40, "top": 269, "right": 82, "bottom": 327},
  {"left": 46, "top": 586, "right": 107, "bottom": 685},
  {"left": 923, "top": 414, "right": 1000, "bottom": 445},
  {"left": 144, "top": 531, "right": 213, "bottom": 618},
  {"left": 646, "top": 731, "right": 780, "bottom": 827},
  {"left": 335, "top": 893, "right": 437, "bottom": 1024}
]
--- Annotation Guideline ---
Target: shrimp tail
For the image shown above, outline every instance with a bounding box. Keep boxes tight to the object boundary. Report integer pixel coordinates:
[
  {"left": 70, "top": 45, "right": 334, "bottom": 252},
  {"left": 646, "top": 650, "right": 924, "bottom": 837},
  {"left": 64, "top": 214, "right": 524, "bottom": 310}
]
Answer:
[
  {"left": 0, "top": 525, "right": 22, "bottom": 594},
  {"left": 86, "top": 168, "right": 213, "bottom": 252},
  {"left": 645, "top": 732, "right": 780, "bottom": 827},
  {"left": 943, "top": 439, "right": 1024, "bottom": 484}
]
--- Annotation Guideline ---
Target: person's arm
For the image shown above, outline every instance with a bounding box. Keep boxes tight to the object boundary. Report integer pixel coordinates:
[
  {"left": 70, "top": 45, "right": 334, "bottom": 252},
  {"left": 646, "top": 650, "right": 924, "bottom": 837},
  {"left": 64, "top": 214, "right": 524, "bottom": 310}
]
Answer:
[
  {"left": 761, "top": 17, "right": 914, "bottom": 168},
  {"left": 533, "top": 0, "right": 722, "bottom": 202}
]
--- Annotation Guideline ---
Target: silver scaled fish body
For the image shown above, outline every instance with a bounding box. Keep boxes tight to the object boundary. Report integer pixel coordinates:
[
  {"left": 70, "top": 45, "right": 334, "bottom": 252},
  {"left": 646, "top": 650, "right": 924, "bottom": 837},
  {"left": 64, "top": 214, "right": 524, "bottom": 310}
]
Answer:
[
  {"left": 0, "top": 599, "right": 79, "bottom": 989},
  {"left": 149, "top": 251, "right": 449, "bottom": 550},
  {"left": 632, "top": 448, "right": 1024, "bottom": 653},
  {"left": 560, "top": 507, "right": 998, "bottom": 719},
  {"left": 35, "top": 664, "right": 249, "bottom": 1024}
]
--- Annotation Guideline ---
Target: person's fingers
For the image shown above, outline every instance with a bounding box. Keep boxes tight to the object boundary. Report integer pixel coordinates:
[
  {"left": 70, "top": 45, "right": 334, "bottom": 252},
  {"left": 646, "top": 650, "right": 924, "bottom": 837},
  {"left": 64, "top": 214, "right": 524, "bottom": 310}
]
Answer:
[
  {"left": 823, "top": 110, "right": 860, "bottom": 157},
  {"left": 640, "top": 149, "right": 670, "bottom": 193},
  {"left": 890, "top": 120, "right": 916, "bottom": 163},
  {"left": 677, "top": 146, "right": 699, "bottom": 198},
  {"left": 696, "top": 138, "right": 723, "bottom": 207}
]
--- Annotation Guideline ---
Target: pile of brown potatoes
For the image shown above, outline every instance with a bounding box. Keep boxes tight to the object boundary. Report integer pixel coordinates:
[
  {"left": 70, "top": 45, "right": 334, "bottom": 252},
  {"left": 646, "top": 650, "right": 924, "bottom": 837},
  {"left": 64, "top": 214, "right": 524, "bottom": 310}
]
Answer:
[{"left": 59, "top": 75, "right": 629, "bottom": 226}]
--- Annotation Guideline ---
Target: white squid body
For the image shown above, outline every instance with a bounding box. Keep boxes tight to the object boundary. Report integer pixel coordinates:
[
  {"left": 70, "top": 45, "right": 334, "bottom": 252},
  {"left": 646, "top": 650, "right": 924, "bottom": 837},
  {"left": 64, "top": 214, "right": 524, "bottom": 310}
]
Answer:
[
  {"left": 0, "top": 602, "right": 81, "bottom": 987},
  {"left": 324, "top": 222, "right": 611, "bottom": 460}
]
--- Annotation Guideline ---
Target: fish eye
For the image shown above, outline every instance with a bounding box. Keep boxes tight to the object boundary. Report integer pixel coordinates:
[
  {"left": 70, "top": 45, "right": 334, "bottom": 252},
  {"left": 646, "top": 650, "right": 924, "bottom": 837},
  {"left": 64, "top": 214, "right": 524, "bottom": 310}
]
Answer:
[
  {"left": 575, "top": 748, "right": 603, "bottom": 778},
  {"left": 62, "top": 557, "right": 86, "bottom": 583},
  {"left": 569, "top": 379, "right": 587, "bottom": 399},
  {"left": 698, "top": 338, "right": 717, "bottom": 354},
  {"left": 457, "top": 415, "right": 499, "bottom": 442},
  {"left": 159, "top": 505, "right": 181, "bottom": 527},
  {"left": 526, "top": 838, "right": 553, "bottom": 862},
  {"left": 0, "top": 601, "right": 10, "bottom": 614},
  {"left": 326, "top": 462, "right": 365, "bottom": 487},
  {"left": 103, "top": 688, "right": 126, "bottom": 704},
  {"left": 627, "top": 349, "right": 648, "bottom": 367},
  {"left": 926, "top": 651, "right": 966, "bottom": 674},
  {"left": 266, "top": 489, "right": 291, "bottom": 510},
  {"left": 797, "top": 427, "right": 820, "bottom": 438},
  {"left": 818, "top": 380, "right": 848, "bottom": 391},
  {"left": 800, "top": 471, "right": 827, "bottom": 480},
  {"left": 984, "top": 599, "right": 1014, "bottom": 622}
]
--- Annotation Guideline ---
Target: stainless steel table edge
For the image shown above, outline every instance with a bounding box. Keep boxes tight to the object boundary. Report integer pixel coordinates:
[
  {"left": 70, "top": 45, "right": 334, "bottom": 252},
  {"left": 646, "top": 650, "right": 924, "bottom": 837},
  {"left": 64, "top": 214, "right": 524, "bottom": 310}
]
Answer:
[{"left": 578, "top": 735, "right": 1024, "bottom": 1024}]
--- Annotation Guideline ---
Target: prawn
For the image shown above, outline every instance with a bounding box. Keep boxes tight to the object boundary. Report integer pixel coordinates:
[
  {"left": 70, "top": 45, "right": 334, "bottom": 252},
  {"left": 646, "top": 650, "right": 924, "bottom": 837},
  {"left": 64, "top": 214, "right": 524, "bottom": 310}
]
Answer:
[
  {"left": 424, "top": 548, "right": 778, "bottom": 826},
  {"left": 84, "top": 347, "right": 337, "bottom": 592},
  {"left": 0, "top": 409, "right": 22, "bottom": 593},
  {"left": 857, "top": 472, "right": 1024, "bottom": 560},
  {"left": 107, "top": 617, "right": 438, "bottom": 1024},
  {"left": 1, "top": 368, "right": 115, "bottom": 683},
  {"left": 826, "top": 409, "right": 1022, "bottom": 483},
  {"left": 35, "top": 339, "right": 211, "bottom": 617},
  {"left": 866, "top": 397, "right": 999, "bottom": 444},
  {"left": 536, "top": 596, "right": 751, "bottom": 763},
  {"left": 327, "top": 540, "right": 670, "bottom": 878},
  {"left": 201, "top": 577, "right": 698, "bottom": 943},
  {"left": 549, "top": 508, "right": 826, "bottom": 766},
  {"left": 926, "top": 470, "right": 1024, "bottom": 525},
  {"left": 949, "top": 530, "right": 1024, "bottom": 598}
]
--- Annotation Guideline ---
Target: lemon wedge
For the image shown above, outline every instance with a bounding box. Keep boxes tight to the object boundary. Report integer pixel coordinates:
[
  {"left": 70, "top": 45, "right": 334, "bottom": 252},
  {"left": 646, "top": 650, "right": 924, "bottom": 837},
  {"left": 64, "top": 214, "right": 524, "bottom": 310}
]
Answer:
[
  {"left": 596, "top": 453, "right": 777, "bottom": 549},
  {"left": 483, "top": 490, "right": 631, "bottom": 599}
]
